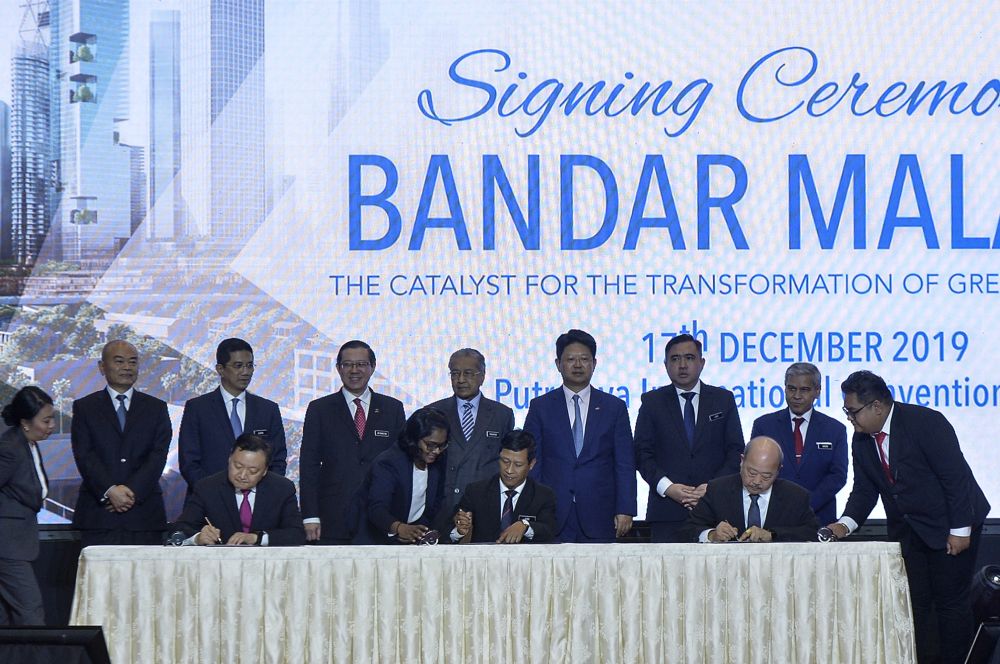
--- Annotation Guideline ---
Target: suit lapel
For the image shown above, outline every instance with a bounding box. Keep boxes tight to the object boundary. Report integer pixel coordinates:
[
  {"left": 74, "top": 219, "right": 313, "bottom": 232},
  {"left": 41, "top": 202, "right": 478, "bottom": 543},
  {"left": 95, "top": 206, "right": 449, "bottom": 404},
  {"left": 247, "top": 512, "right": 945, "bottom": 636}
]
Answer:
[
  {"left": 469, "top": 397, "right": 492, "bottom": 445},
  {"left": 98, "top": 391, "right": 124, "bottom": 436},
  {"left": 222, "top": 480, "right": 242, "bottom": 533},
  {"left": 581, "top": 390, "right": 603, "bottom": 457},
  {"left": 516, "top": 479, "right": 535, "bottom": 517},
  {"left": 776, "top": 409, "right": 799, "bottom": 467},
  {"left": 662, "top": 388, "right": 689, "bottom": 447},
  {"left": 333, "top": 391, "right": 359, "bottom": 441},
  {"left": 487, "top": 478, "right": 503, "bottom": 534},
  {"left": 692, "top": 388, "right": 711, "bottom": 450}
]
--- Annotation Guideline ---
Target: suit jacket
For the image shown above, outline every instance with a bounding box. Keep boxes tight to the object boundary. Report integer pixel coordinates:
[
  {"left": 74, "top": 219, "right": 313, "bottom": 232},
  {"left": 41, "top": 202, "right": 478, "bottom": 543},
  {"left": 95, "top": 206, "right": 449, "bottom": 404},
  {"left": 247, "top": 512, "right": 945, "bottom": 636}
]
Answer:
[
  {"left": 457, "top": 474, "right": 557, "bottom": 543},
  {"left": 71, "top": 389, "right": 171, "bottom": 532},
  {"left": 177, "top": 471, "right": 305, "bottom": 546},
  {"left": 0, "top": 427, "right": 46, "bottom": 561},
  {"left": 634, "top": 382, "right": 744, "bottom": 524},
  {"left": 178, "top": 387, "right": 287, "bottom": 489},
  {"left": 299, "top": 389, "right": 406, "bottom": 542},
  {"left": 354, "top": 445, "right": 446, "bottom": 544},
  {"left": 750, "top": 408, "right": 848, "bottom": 524},
  {"left": 683, "top": 474, "right": 820, "bottom": 543},
  {"left": 523, "top": 387, "right": 636, "bottom": 540},
  {"left": 842, "top": 401, "right": 990, "bottom": 550},
  {"left": 427, "top": 394, "right": 514, "bottom": 515}
]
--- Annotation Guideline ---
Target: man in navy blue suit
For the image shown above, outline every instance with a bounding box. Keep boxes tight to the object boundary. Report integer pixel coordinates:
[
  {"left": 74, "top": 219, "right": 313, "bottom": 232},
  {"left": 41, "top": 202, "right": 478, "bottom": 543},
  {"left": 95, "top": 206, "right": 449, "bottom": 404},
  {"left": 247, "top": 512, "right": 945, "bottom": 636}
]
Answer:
[
  {"left": 634, "top": 333, "right": 744, "bottom": 542},
  {"left": 750, "top": 362, "right": 847, "bottom": 524},
  {"left": 827, "top": 371, "right": 990, "bottom": 664},
  {"left": 523, "top": 329, "right": 636, "bottom": 543},
  {"left": 179, "top": 338, "right": 286, "bottom": 492}
]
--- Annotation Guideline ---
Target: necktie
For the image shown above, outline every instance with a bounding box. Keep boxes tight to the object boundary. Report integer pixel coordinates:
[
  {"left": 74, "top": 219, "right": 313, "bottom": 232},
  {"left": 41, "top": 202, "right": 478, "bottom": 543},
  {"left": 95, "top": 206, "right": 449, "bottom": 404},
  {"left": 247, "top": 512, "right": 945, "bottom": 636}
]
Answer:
[
  {"left": 572, "top": 394, "right": 584, "bottom": 457},
  {"left": 747, "top": 494, "right": 761, "bottom": 529},
  {"left": 115, "top": 394, "right": 127, "bottom": 431},
  {"left": 239, "top": 489, "right": 253, "bottom": 533},
  {"left": 461, "top": 402, "right": 474, "bottom": 442},
  {"left": 230, "top": 397, "right": 242, "bottom": 437},
  {"left": 681, "top": 392, "right": 696, "bottom": 446},
  {"left": 353, "top": 398, "right": 367, "bottom": 439},
  {"left": 793, "top": 417, "right": 805, "bottom": 463},
  {"left": 500, "top": 489, "right": 516, "bottom": 532},
  {"left": 874, "top": 431, "right": 893, "bottom": 484}
]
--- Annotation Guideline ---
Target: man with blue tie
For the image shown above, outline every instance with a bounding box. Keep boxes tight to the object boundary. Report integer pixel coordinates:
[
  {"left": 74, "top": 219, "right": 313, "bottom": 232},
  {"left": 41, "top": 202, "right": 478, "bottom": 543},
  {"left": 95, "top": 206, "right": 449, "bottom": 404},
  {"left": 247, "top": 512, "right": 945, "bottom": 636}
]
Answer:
[
  {"left": 427, "top": 348, "right": 515, "bottom": 518},
  {"left": 179, "top": 338, "right": 287, "bottom": 493},
  {"left": 523, "top": 329, "right": 636, "bottom": 543},
  {"left": 634, "top": 333, "right": 744, "bottom": 542},
  {"left": 750, "top": 362, "right": 847, "bottom": 524},
  {"left": 71, "top": 340, "right": 171, "bottom": 547}
]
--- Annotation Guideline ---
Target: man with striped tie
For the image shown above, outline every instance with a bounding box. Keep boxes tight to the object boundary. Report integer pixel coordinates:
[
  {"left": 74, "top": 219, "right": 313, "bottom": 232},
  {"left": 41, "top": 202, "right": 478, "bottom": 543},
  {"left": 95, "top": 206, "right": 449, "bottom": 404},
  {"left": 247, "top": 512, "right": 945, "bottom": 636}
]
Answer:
[{"left": 428, "top": 348, "right": 514, "bottom": 520}]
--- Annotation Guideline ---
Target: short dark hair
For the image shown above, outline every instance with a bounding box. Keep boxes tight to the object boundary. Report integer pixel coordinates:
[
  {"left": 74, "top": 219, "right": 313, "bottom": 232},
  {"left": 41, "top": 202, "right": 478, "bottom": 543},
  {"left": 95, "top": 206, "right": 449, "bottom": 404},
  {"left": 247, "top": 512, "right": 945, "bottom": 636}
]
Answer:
[
  {"left": 217, "top": 338, "right": 253, "bottom": 366},
  {"left": 785, "top": 362, "right": 821, "bottom": 388},
  {"left": 2, "top": 386, "right": 54, "bottom": 428},
  {"left": 397, "top": 406, "right": 450, "bottom": 461},
  {"left": 840, "top": 370, "right": 894, "bottom": 404},
  {"left": 556, "top": 329, "right": 596, "bottom": 359},
  {"left": 664, "top": 333, "right": 702, "bottom": 358},
  {"left": 337, "top": 340, "right": 376, "bottom": 367},
  {"left": 231, "top": 432, "right": 272, "bottom": 460},
  {"left": 500, "top": 429, "right": 537, "bottom": 462}
]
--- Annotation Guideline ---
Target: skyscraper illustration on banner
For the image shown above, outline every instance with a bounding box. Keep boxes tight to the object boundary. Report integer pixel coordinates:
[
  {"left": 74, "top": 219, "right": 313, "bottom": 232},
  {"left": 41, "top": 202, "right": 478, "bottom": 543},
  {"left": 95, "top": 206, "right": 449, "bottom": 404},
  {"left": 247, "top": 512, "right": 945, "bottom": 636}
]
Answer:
[
  {"left": 49, "top": 0, "right": 133, "bottom": 264},
  {"left": 180, "top": 0, "right": 265, "bottom": 245},
  {"left": 148, "top": 9, "right": 182, "bottom": 243}
]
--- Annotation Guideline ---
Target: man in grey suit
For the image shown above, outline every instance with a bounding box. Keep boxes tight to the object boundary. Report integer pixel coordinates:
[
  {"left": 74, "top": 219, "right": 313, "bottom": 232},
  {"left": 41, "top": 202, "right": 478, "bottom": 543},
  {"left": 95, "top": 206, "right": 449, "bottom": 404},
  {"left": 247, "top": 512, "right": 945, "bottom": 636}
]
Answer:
[{"left": 428, "top": 348, "right": 515, "bottom": 519}]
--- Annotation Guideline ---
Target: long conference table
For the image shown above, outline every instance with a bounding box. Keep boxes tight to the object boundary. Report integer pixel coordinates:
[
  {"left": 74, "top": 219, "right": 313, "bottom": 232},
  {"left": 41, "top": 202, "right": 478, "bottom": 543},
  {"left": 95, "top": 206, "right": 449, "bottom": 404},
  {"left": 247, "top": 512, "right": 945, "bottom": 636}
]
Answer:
[{"left": 70, "top": 542, "right": 916, "bottom": 664}]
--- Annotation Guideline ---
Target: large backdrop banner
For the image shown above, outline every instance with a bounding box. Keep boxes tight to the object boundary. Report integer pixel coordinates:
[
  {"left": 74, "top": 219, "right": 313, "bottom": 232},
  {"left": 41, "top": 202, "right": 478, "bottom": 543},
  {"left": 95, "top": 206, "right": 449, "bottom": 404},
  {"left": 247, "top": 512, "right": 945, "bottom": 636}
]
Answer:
[{"left": 0, "top": 1, "right": 996, "bottom": 519}]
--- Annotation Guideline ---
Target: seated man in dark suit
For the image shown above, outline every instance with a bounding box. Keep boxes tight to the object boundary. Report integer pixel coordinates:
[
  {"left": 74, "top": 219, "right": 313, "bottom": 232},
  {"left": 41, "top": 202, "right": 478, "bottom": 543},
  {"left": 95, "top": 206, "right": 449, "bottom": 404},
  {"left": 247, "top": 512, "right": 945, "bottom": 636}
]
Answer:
[
  {"left": 177, "top": 434, "right": 305, "bottom": 546},
  {"left": 451, "top": 430, "right": 557, "bottom": 544},
  {"left": 684, "top": 436, "right": 819, "bottom": 543}
]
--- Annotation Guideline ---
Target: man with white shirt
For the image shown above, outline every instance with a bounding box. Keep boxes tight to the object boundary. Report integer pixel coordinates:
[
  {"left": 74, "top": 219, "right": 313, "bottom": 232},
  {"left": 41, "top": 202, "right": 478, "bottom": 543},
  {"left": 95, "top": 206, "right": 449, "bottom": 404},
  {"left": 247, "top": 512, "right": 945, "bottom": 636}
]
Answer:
[
  {"left": 523, "top": 329, "right": 636, "bottom": 543},
  {"left": 179, "top": 338, "right": 287, "bottom": 493},
  {"left": 427, "top": 348, "right": 515, "bottom": 519},
  {"left": 178, "top": 434, "right": 304, "bottom": 546},
  {"left": 825, "top": 370, "right": 990, "bottom": 664},
  {"left": 684, "top": 436, "right": 818, "bottom": 543},
  {"left": 71, "top": 340, "right": 171, "bottom": 547},
  {"left": 452, "top": 430, "right": 556, "bottom": 543},
  {"left": 750, "top": 362, "right": 848, "bottom": 524},
  {"left": 299, "top": 340, "right": 406, "bottom": 544},
  {"left": 634, "top": 333, "right": 745, "bottom": 542}
]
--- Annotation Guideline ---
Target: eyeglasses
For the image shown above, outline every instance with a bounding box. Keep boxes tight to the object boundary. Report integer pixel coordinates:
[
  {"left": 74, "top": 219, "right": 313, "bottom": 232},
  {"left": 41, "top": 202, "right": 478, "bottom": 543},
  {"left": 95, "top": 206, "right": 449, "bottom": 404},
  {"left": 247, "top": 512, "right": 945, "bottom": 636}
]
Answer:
[
  {"left": 842, "top": 401, "right": 875, "bottom": 419},
  {"left": 420, "top": 439, "right": 449, "bottom": 454},
  {"left": 338, "top": 361, "right": 371, "bottom": 370},
  {"left": 226, "top": 362, "right": 255, "bottom": 371},
  {"left": 449, "top": 370, "right": 483, "bottom": 380}
]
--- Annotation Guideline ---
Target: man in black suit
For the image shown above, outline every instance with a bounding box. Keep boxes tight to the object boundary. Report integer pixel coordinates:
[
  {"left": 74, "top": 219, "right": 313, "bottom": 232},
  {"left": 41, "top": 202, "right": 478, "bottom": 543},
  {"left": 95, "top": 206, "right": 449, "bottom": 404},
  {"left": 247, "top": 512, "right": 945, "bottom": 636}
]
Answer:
[
  {"left": 427, "top": 348, "right": 514, "bottom": 519},
  {"left": 634, "top": 333, "right": 744, "bottom": 542},
  {"left": 452, "top": 430, "right": 557, "bottom": 544},
  {"left": 826, "top": 371, "right": 990, "bottom": 664},
  {"left": 177, "top": 434, "right": 305, "bottom": 546},
  {"left": 71, "top": 340, "right": 171, "bottom": 547},
  {"left": 684, "top": 436, "right": 819, "bottom": 543},
  {"left": 179, "top": 338, "right": 286, "bottom": 491},
  {"left": 299, "top": 340, "right": 406, "bottom": 544}
]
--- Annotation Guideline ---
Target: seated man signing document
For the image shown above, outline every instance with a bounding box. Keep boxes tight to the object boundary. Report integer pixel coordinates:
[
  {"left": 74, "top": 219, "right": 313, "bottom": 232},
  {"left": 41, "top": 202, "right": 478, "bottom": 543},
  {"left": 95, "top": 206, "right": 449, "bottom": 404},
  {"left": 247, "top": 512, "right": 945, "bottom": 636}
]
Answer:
[
  {"left": 684, "top": 436, "right": 819, "bottom": 543},
  {"left": 178, "top": 434, "right": 306, "bottom": 546}
]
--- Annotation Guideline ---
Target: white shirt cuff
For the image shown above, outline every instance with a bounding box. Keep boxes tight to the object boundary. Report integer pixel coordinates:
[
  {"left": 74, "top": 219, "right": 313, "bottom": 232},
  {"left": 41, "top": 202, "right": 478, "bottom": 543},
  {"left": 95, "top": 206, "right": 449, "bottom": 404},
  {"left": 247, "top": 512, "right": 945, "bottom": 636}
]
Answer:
[
  {"left": 656, "top": 477, "right": 672, "bottom": 498},
  {"left": 950, "top": 527, "right": 972, "bottom": 537},
  {"left": 838, "top": 516, "right": 859, "bottom": 535}
]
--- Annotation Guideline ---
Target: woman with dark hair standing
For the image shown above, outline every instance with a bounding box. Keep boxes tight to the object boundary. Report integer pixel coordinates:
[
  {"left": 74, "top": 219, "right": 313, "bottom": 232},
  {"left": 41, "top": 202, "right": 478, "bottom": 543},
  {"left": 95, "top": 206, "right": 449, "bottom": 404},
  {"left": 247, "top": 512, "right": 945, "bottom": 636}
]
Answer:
[
  {"left": 0, "top": 385, "right": 55, "bottom": 625},
  {"left": 357, "top": 407, "right": 449, "bottom": 544}
]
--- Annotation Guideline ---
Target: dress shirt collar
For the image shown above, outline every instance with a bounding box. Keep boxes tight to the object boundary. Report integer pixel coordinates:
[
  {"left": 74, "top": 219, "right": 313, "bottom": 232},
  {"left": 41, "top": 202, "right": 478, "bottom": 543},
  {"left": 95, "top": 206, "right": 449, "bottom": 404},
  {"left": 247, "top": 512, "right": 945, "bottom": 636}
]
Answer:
[
  {"left": 880, "top": 403, "right": 895, "bottom": 437},
  {"left": 674, "top": 381, "right": 702, "bottom": 398},
  {"left": 233, "top": 485, "right": 257, "bottom": 497},
  {"left": 220, "top": 385, "right": 247, "bottom": 401},
  {"left": 562, "top": 383, "right": 591, "bottom": 405},
  {"left": 342, "top": 386, "right": 372, "bottom": 406},
  {"left": 742, "top": 485, "right": 773, "bottom": 501},
  {"left": 789, "top": 408, "right": 813, "bottom": 426},
  {"left": 499, "top": 478, "right": 527, "bottom": 499},
  {"left": 106, "top": 385, "right": 135, "bottom": 405},
  {"left": 458, "top": 392, "right": 482, "bottom": 410}
]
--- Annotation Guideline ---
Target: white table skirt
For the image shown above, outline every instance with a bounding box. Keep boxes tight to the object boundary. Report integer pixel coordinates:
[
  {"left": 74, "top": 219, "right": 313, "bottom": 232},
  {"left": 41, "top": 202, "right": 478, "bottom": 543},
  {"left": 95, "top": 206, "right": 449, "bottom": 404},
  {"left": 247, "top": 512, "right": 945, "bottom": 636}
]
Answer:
[{"left": 70, "top": 542, "right": 915, "bottom": 664}]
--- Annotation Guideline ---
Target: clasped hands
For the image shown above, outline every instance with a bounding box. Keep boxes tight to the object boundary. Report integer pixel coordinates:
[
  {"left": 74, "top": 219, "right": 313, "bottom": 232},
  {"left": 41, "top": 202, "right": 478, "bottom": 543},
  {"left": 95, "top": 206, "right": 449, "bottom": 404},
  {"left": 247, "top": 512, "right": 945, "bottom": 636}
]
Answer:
[
  {"left": 666, "top": 483, "right": 707, "bottom": 510},
  {"left": 104, "top": 485, "right": 135, "bottom": 512},
  {"left": 708, "top": 520, "right": 772, "bottom": 543}
]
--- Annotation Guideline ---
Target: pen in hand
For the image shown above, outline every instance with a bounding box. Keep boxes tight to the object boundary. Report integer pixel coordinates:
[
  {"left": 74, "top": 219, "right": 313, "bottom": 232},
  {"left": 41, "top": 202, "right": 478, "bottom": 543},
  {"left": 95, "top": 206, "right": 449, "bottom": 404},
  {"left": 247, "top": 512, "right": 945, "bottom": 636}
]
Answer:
[{"left": 205, "top": 517, "right": 223, "bottom": 544}]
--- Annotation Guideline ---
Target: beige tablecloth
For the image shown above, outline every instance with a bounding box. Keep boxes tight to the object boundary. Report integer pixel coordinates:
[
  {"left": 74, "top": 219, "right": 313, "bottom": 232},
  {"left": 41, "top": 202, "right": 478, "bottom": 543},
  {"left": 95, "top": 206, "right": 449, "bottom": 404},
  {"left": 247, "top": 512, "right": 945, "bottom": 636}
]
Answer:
[{"left": 70, "top": 542, "right": 915, "bottom": 664}]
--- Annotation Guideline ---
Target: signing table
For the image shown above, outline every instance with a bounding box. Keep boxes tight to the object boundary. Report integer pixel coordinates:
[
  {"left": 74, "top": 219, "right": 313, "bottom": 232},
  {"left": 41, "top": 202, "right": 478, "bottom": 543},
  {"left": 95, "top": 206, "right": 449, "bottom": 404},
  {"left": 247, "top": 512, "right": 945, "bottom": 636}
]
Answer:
[{"left": 70, "top": 542, "right": 915, "bottom": 664}]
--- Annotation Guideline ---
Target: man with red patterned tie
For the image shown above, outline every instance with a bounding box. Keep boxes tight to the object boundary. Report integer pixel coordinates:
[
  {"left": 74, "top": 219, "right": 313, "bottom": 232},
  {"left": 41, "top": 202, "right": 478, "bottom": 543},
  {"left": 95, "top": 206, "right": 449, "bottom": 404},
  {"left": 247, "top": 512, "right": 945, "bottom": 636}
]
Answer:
[
  {"left": 826, "top": 370, "right": 990, "bottom": 664},
  {"left": 299, "top": 340, "right": 406, "bottom": 544},
  {"left": 178, "top": 434, "right": 304, "bottom": 546},
  {"left": 750, "top": 363, "right": 847, "bottom": 524}
]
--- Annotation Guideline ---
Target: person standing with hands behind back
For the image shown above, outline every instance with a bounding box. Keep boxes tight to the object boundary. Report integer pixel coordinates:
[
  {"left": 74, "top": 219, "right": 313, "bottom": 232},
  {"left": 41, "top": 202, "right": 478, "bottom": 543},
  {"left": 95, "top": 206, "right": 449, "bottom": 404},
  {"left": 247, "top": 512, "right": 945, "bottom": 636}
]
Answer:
[{"left": 0, "top": 386, "right": 56, "bottom": 625}]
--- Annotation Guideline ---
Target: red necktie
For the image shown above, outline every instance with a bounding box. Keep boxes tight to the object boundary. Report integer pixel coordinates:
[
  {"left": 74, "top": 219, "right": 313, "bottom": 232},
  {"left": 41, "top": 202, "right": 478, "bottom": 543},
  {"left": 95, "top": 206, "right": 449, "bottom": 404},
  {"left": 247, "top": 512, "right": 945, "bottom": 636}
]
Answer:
[
  {"left": 874, "top": 431, "right": 893, "bottom": 484},
  {"left": 793, "top": 417, "right": 805, "bottom": 464},
  {"left": 353, "top": 398, "right": 366, "bottom": 439},
  {"left": 240, "top": 489, "right": 252, "bottom": 533}
]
